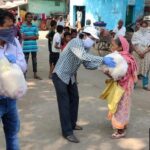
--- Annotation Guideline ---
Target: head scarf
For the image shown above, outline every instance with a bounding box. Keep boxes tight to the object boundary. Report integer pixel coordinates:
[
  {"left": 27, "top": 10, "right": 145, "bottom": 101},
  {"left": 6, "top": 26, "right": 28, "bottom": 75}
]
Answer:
[
  {"left": 118, "top": 36, "right": 138, "bottom": 89},
  {"left": 118, "top": 36, "right": 137, "bottom": 71},
  {"left": 119, "top": 36, "right": 129, "bottom": 52},
  {"left": 0, "top": 27, "right": 16, "bottom": 46}
]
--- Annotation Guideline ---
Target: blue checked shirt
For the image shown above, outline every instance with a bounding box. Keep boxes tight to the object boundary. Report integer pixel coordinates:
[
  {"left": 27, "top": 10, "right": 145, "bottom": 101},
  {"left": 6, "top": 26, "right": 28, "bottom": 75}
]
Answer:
[{"left": 53, "top": 37, "right": 103, "bottom": 84}]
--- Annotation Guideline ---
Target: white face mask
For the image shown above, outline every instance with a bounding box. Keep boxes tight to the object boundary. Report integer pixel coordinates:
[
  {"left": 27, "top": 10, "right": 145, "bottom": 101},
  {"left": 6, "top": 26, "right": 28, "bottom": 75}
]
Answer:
[
  {"left": 140, "top": 27, "right": 148, "bottom": 34},
  {"left": 83, "top": 37, "right": 95, "bottom": 49}
]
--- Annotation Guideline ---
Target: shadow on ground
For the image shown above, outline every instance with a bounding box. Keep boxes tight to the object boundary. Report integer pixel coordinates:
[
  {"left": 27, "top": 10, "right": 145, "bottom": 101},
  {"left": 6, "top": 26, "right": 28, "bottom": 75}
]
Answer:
[{"left": 0, "top": 37, "right": 149, "bottom": 150}]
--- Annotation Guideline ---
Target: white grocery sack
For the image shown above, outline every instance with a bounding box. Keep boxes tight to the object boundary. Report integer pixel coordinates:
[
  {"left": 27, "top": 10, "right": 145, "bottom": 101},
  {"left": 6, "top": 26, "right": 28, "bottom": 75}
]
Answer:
[
  {"left": 101, "top": 51, "right": 128, "bottom": 80},
  {"left": 0, "top": 57, "right": 27, "bottom": 99}
]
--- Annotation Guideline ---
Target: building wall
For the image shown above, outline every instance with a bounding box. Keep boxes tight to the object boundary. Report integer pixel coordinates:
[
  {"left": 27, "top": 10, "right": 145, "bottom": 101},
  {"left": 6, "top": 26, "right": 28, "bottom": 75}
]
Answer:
[
  {"left": 28, "top": 0, "right": 66, "bottom": 16},
  {"left": 133, "top": 0, "right": 145, "bottom": 22},
  {"left": 70, "top": 0, "right": 145, "bottom": 30}
]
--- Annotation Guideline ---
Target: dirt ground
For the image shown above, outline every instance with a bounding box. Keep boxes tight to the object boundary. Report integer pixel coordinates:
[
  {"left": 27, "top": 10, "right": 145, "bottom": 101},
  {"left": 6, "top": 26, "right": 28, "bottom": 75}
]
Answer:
[{"left": 0, "top": 31, "right": 149, "bottom": 150}]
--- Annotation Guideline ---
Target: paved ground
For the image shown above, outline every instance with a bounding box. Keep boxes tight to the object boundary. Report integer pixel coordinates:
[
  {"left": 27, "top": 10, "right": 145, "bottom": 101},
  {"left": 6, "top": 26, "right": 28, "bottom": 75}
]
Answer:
[{"left": 0, "top": 31, "right": 150, "bottom": 150}]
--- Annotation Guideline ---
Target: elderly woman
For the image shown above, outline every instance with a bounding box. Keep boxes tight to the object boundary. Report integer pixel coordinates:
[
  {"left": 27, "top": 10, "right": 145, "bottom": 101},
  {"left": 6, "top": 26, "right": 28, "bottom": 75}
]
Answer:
[
  {"left": 0, "top": 9, "right": 27, "bottom": 150},
  {"left": 132, "top": 21, "right": 150, "bottom": 90}
]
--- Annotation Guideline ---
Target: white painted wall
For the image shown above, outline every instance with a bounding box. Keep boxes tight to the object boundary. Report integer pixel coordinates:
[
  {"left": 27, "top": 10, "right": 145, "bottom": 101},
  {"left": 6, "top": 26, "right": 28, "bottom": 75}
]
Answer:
[{"left": 70, "top": 0, "right": 85, "bottom": 27}]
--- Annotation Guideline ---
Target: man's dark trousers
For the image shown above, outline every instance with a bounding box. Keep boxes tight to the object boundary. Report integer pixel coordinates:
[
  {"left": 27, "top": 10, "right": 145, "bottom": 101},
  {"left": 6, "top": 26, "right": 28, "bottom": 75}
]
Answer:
[
  {"left": 52, "top": 73, "right": 79, "bottom": 137},
  {"left": 24, "top": 52, "right": 37, "bottom": 73}
]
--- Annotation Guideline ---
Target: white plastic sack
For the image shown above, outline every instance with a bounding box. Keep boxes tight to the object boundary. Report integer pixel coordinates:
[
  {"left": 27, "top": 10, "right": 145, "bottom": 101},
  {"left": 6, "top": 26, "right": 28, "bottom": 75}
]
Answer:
[
  {"left": 101, "top": 51, "right": 128, "bottom": 80},
  {"left": 0, "top": 57, "right": 27, "bottom": 99}
]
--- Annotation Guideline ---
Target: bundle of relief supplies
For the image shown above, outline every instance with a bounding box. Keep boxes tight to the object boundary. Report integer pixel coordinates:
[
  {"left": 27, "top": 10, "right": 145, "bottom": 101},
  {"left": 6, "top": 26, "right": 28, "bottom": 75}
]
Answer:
[
  {"left": 101, "top": 51, "right": 128, "bottom": 80},
  {"left": 99, "top": 51, "right": 128, "bottom": 115},
  {"left": 0, "top": 56, "right": 27, "bottom": 99}
]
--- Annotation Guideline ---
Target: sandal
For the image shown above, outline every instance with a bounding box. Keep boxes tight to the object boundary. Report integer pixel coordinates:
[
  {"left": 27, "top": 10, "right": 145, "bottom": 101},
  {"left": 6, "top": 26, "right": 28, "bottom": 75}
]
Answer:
[{"left": 111, "top": 131, "right": 126, "bottom": 139}]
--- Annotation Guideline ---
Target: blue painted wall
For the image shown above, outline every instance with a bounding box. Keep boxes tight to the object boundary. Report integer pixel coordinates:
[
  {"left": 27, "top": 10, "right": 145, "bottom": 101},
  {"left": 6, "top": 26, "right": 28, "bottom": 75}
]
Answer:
[
  {"left": 70, "top": 0, "right": 145, "bottom": 30},
  {"left": 133, "top": 0, "right": 145, "bottom": 22}
]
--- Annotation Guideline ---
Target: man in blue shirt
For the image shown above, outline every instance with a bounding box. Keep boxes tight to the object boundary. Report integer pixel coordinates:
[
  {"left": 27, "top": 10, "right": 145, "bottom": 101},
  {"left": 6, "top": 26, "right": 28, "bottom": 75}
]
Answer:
[{"left": 21, "top": 12, "right": 42, "bottom": 80}]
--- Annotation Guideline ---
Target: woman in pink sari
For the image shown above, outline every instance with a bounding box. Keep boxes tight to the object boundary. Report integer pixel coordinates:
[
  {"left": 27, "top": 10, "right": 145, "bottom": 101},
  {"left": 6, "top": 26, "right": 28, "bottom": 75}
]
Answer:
[{"left": 109, "top": 36, "right": 137, "bottom": 138}]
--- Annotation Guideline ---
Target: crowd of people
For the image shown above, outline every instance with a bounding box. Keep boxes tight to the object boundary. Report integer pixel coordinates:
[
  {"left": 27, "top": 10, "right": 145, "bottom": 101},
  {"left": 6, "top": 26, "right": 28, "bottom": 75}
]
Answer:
[
  {"left": 99, "top": 18, "right": 150, "bottom": 91},
  {"left": 46, "top": 19, "right": 78, "bottom": 78},
  {"left": 0, "top": 8, "right": 150, "bottom": 149}
]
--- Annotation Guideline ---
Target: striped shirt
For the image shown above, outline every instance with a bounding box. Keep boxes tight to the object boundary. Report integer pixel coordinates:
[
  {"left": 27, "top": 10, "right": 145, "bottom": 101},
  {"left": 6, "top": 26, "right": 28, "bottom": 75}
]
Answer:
[
  {"left": 21, "top": 23, "right": 39, "bottom": 52},
  {"left": 53, "top": 37, "right": 103, "bottom": 84}
]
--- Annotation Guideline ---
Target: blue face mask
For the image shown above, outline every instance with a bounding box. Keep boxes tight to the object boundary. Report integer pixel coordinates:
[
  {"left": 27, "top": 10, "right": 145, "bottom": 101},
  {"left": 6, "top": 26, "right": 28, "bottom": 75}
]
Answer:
[
  {"left": 0, "top": 27, "right": 16, "bottom": 46},
  {"left": 83, "top": 37, "right": 95, "bottom": 50}
]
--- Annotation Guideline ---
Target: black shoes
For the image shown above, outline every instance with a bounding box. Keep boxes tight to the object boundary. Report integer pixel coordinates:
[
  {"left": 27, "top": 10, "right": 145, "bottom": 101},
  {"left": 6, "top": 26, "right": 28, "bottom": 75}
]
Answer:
[
  {"left": 74, "top": 125, "right": 83, "bottom": 130},
  {"left": 63, "top": 125, "right": 82, "bottom": 143},
  {"left": 64, "top": 134, "right": 80, "bottom": 143}
]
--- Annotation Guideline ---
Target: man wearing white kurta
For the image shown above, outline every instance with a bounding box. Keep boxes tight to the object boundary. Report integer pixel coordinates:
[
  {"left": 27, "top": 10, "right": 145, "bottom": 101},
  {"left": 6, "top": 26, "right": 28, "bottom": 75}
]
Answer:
[{"left": 113, "top": 20, "right": 126, "bottom": 39}]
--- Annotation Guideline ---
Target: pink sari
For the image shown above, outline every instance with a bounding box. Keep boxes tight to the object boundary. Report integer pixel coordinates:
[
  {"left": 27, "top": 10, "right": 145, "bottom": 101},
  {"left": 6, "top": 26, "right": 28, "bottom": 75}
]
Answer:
[{"left": 111, "top": 36, "right": 137, "bottom": 129}]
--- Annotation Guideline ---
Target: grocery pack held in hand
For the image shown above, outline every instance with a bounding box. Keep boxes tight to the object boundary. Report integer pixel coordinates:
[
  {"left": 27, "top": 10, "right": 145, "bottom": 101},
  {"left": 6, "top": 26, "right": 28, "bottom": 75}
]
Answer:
[
  {"left": 0, "top": 57, "right": 27, "bottom": 99},
  {"left": 101, "top": 51, "right": 128, "bottom": 80}
]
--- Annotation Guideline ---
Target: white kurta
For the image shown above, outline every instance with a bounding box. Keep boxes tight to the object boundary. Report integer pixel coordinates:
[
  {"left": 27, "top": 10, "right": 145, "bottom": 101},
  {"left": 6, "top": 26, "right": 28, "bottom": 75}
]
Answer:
[{"left": 132, "top": 30, "right": 150, "bottom": 76}]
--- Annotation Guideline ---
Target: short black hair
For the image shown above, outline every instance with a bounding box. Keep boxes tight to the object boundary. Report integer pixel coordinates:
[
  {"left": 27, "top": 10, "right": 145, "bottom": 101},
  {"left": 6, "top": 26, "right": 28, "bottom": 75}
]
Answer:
[
  {"left": 79, "top": 33, "right": 84, "bottom": 39},
  {"left": 50, "top": 20, "right": 57, "bottom": 27},
  {"left": 25, "top": 12, "right": 33, "bottom": 19},
  {"left": 64, "top": 31, "right": 71, "bottom": 37},
  {"left": 57, "top": 25, "right": 64, "bottom": 33},
  {"left": 71, "top": 29, "right": 77, "bottom": 34},
  {"left": 64, "top": 26, "right": 70, "bottom": 30},
  {"left": 140, "top": 20, "right": 148, "bottom": 26},
  {"left": 0, "top": 9, "right": 15, "bottom": 25}
]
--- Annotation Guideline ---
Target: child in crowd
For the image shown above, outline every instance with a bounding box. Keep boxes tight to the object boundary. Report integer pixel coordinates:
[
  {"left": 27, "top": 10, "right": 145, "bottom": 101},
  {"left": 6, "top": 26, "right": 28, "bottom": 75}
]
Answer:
[
  {"left": 52, "top": 25, "right": 64, "bottom": 67},
  {"left": 61, "top": 32, "right": 71, "bottom": 51},
  {"left": 46, "top": 20, "right": 57, "bottom": 79},
  {"left": 71, "top": 28, "right": 77, "bottom": 39},
  {"left": 64, "top": 26, "right": 70, "bottom": 33},
  {"left": 102, "top": 36, "right": 137, "bottom": 138}
]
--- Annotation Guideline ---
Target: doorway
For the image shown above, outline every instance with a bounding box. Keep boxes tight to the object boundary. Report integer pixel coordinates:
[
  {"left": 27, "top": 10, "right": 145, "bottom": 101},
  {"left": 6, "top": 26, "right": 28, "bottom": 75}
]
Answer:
[
  {"left": 73, "top": 6, "right": 86, "bottom": 27},
  {"left": 126, "top": 5, "right": 134, "bottom": 26}
]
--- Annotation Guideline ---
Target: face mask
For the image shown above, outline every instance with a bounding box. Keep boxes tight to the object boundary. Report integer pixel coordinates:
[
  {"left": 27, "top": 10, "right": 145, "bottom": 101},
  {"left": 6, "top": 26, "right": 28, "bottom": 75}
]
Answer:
[
  {"left": 0, "top": 27, "right": 16, "bottom": 46},
  {"left": 83, "top": 37, "right": 95, "bottom": 49},
  {"left": 140, "top": 27, "right": 147, "bottom": 34}
]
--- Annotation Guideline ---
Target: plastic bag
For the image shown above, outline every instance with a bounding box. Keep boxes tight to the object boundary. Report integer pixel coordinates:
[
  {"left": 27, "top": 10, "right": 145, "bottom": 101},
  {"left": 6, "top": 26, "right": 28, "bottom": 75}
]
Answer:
[
  {"left": 101, "top": 51, "right": 128, "bottom": 80},
  {"left": 0, "top": 57, "right": 27, "bottom": 99}
]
